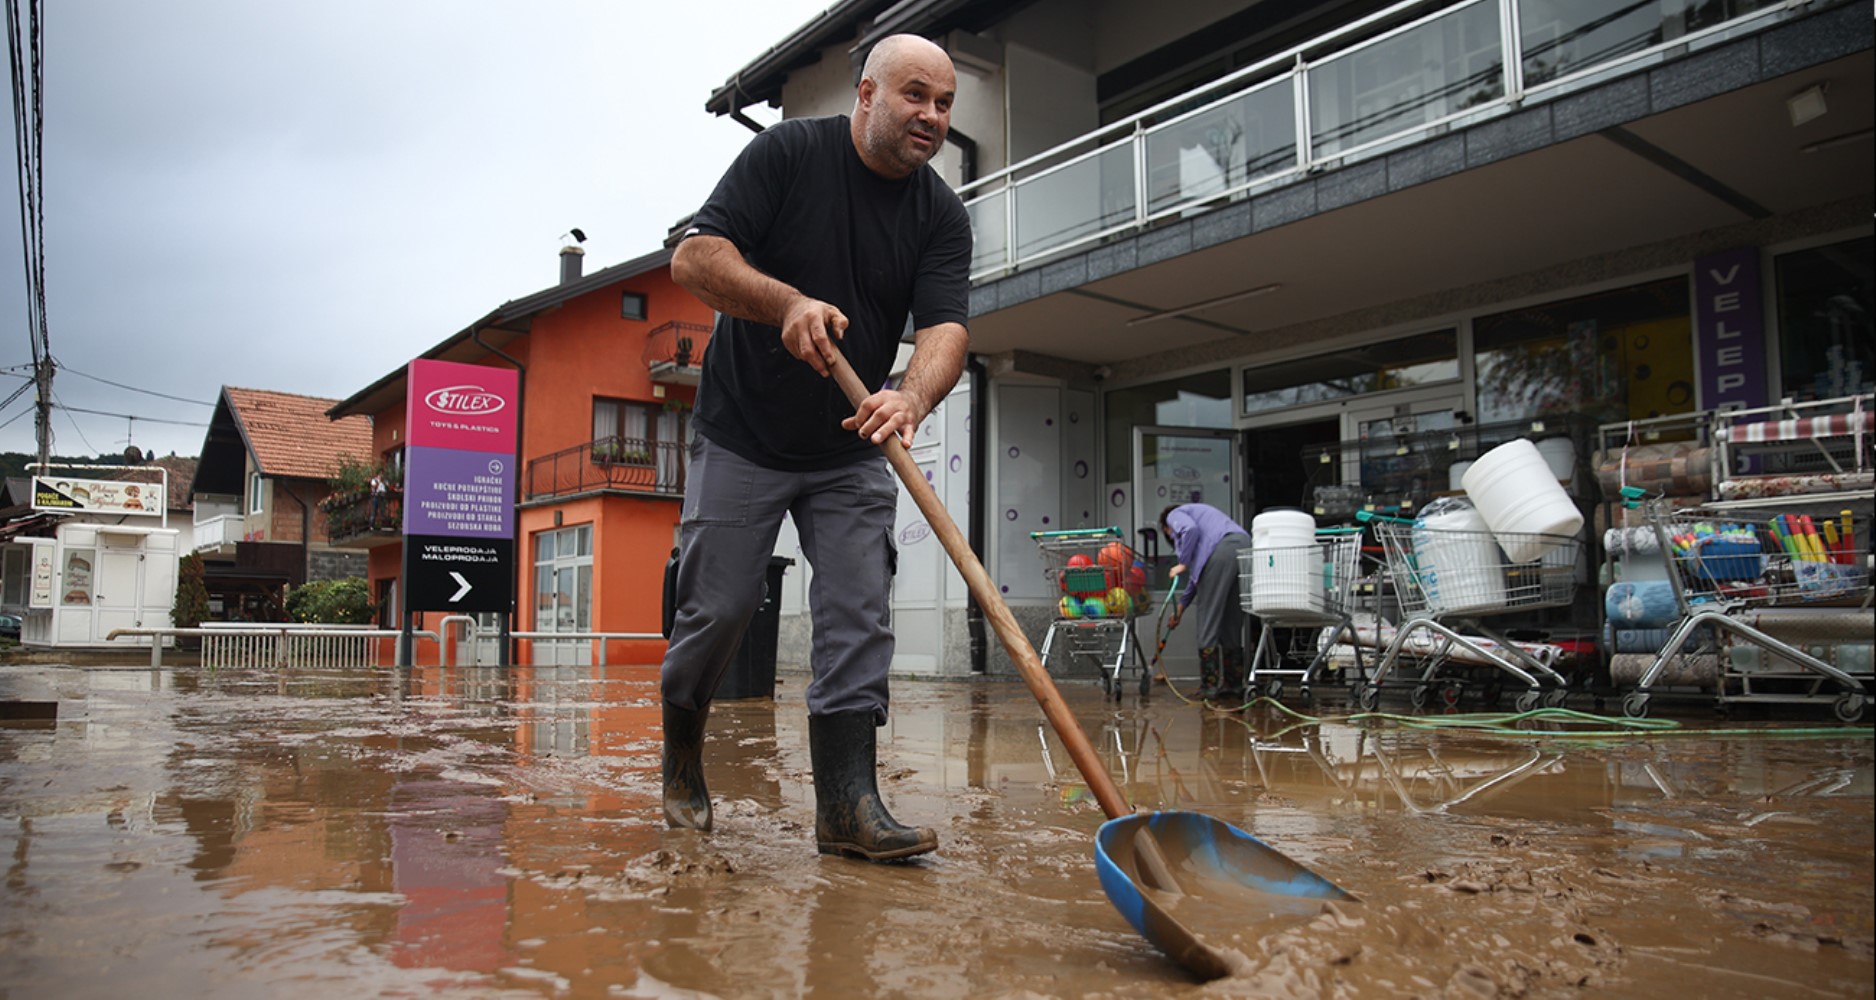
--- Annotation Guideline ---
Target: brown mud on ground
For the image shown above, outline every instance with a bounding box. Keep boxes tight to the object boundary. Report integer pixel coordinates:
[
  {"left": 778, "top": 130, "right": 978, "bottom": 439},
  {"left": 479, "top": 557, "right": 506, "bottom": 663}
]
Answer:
[{"left": 1, "top": 663, "right": 1869, "bottom": 998}]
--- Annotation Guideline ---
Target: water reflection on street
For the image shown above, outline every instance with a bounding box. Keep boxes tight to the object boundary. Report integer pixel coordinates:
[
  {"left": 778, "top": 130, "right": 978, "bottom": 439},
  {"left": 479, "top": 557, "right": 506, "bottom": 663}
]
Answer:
[{"left": 1, "top": 663, "right": 1870, "bottom": 998}]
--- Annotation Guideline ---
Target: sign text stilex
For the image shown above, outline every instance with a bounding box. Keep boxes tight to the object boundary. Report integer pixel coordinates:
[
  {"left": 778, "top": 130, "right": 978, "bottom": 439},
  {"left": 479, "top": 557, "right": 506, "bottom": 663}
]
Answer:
[{"left": 403, "top": 359, "right": 518, "bottom": 614}]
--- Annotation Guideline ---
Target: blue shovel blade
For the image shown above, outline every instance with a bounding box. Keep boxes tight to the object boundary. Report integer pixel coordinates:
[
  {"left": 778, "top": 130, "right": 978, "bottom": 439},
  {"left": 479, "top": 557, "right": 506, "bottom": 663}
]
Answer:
[{"left": 1094, "top": 811, "right": 1356, "bottom": 979}]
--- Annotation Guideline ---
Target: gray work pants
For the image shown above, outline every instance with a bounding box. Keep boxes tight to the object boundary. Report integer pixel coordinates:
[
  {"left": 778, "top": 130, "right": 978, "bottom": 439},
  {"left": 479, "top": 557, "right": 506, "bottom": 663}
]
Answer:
[
  {"left": 1190, "top": 531, "right": 1250, "bottom": 653},
  {"left": 661, "top": 436, "right": 898, "bottom": 722}
]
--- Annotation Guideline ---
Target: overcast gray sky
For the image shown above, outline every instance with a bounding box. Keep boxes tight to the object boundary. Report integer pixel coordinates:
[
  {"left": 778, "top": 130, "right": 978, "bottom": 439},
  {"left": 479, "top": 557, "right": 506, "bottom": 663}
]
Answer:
[{"left": 2, "top": 0, "right": 836, "bottom": 462}]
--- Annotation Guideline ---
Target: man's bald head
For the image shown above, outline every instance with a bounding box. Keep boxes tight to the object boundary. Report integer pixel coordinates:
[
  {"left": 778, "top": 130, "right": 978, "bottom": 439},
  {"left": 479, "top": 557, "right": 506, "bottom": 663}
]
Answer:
[{"left": 851, "top": 34, "right": 956, "bottom": 179}]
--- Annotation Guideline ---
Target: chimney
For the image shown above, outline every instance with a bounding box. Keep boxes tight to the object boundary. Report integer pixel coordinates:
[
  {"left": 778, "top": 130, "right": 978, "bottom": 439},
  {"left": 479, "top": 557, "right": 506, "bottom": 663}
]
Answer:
[{"left": 559, "top": 245, "right": 585, "bottom": 285}]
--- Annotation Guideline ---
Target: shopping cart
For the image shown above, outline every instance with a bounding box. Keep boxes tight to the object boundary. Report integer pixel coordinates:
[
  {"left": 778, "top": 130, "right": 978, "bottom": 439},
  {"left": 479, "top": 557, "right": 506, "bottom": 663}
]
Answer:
[
  {"left": 1356, "top": 512, "right": 1579, "bottom": 712},
  {"left": 1235, "top": 526, "right": 1365, "bottom": 703},
  {"left": 1621, "top": 503, "right": 1872, "bottom": 722},
  {"left": 1030, "top": 528, "right": 1153, "bottom": 699}
]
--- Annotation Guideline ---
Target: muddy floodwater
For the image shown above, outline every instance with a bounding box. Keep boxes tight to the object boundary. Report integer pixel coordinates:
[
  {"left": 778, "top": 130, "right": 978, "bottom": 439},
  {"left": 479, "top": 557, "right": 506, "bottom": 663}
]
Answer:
[{"left": 1, "top": 663, "right": 1870, "bottom": 999}]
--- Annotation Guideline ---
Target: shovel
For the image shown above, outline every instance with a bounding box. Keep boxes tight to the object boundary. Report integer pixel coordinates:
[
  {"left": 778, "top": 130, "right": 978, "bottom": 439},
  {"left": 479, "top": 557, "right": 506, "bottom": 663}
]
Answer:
[{"left": 827, "top": 347, "right": 1354, "bottom": 980}]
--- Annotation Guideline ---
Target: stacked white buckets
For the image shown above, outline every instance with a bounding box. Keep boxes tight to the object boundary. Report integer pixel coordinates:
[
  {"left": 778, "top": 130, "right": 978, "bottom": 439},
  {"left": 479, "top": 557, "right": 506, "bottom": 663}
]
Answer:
[
  {"left": 1460, "top": 438, "right": 1584, "bottom": 563},
  {"left": 1250, "top": 508, "right": 1323, "bottom": 614}
]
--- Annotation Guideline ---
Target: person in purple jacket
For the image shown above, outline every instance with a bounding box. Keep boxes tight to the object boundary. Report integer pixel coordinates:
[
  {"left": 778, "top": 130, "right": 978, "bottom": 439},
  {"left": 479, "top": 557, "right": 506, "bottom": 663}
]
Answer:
[{"left": 1159, "top": 503, "right": 1253, "bottom": 703}]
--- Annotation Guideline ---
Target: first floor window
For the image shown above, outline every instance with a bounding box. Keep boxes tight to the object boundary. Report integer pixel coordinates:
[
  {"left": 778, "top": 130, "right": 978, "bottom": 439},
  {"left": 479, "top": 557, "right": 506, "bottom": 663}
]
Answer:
[{"left": 1776, "top": 236, "right": 1873, "bottom": 401}]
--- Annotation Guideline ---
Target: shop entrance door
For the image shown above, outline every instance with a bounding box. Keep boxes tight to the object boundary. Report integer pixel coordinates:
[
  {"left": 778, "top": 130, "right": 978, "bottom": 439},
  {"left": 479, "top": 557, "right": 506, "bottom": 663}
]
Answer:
[
  {"left": 1341, "top": 392, "right": 1465, "bottom": 513},
  {"left": 533, "top": 525, "right": 592, "bottom": 667},
  {"left": 1132, "top": 427, "right": 1240, "bottom": 683}
]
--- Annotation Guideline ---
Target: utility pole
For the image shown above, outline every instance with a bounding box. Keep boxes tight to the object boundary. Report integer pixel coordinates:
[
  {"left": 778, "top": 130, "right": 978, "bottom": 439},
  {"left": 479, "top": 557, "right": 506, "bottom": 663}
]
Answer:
[{"left": 33, "top": 357, "right": 52, "bottom": 472}]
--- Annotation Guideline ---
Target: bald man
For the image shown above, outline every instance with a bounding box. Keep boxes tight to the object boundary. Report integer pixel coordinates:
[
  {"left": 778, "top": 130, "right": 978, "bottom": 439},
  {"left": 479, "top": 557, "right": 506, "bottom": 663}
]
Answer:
[{"left": 661, "top": 34, "right": 971, "bottom": 862}]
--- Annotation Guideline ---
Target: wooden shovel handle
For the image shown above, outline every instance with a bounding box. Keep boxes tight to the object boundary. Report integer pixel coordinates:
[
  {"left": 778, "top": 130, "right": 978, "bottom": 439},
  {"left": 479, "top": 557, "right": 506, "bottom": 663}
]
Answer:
[{"left": 827, "top": 348, "right": 1133, "bottom": 821}]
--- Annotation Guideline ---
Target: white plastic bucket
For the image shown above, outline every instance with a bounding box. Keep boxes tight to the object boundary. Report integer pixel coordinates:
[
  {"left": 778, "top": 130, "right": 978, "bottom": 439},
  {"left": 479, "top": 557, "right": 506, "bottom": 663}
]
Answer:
[
  {"left": 1462, "top": 438, "right": 1584, "bottom": 562},
  {"left": 1412, "top": 503, "right": 1506, "bottom": 613},
  {"left": 1534, "top": 436, "right": 1576, "bottom": 482},
  {"left": 1448, "top": 459, "right": 1474, "bottom": 492},
  {"left": 1250, "top": 509, "right": 1322, "bottom": 614}
]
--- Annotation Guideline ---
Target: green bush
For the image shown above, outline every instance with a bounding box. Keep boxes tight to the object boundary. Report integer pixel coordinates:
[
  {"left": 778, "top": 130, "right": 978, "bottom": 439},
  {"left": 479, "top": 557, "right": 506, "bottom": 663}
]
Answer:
[
  {"left": 285, "top": 577, "right": 376, "bottom": 625},
  {"left": 172, "top": 552, "right": 210, "bottom": 629}
]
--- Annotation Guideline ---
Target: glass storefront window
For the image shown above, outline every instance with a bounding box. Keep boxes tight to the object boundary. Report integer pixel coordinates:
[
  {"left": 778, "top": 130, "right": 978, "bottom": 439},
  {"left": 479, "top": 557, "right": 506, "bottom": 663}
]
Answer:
[
  {"left": 1474, "top": 277, "right": 1693, "bottom": 424},
  {"left": 1775, "top": 236, "right": 1873, "bottom": 401},
  {"left": 1103, "top": 369, "right": 1231, "bottom": 482},
  {"left": 1241, "top": 330, "right": 1459, "bottom": 415}
]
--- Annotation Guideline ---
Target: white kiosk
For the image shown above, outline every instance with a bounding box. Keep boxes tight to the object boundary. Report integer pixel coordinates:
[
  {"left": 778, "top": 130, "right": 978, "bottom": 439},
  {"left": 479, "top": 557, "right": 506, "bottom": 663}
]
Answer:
[{"left": 14, "top": 466, "right": 179, "bottom": 648}]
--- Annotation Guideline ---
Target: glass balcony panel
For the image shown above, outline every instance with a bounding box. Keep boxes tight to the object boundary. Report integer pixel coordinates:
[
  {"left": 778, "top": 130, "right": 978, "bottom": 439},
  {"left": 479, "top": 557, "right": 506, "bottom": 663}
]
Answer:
[
  {"left": 965, "top": 189, "right": 1008, "bottom": 274},
  {"left": 1308, "top": 1, "right": 1504, "bottom": 159},
  {"left": 1519, "top": 0, "right": 1778, "bottom": 88},
  {"left": 1144, "top": 81, "right": 1297, "bottom": 216},
  {"left": 1011, "top": 142, "right": 1135, "bottom": 264}
]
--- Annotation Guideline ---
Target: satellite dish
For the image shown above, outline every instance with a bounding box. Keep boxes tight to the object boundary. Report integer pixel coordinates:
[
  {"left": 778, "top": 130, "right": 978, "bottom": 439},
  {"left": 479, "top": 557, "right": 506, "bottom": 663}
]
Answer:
[{"left": 124, "top": 445, "right": 145, "bottom": 465}]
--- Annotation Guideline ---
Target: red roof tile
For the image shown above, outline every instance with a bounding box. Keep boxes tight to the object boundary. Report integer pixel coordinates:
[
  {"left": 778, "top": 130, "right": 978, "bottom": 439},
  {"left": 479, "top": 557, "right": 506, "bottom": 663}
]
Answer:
[{"left": 224, "top": 387, "right": 373, "bottom": 480}]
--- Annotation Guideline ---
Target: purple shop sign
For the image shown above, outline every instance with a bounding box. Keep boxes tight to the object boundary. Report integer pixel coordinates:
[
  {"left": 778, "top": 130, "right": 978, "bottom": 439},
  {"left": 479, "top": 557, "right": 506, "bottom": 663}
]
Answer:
[
  {"left": 402, "top": 445, "right": 514, "bottom": 539},
  {"left": 1693, "top": 247, "right": 1768, "bottom": 412}
]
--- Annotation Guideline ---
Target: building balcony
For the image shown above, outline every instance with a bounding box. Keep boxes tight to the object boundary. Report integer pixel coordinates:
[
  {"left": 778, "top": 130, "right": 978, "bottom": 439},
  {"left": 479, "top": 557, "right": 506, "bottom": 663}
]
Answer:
[
  {"left": 192, "top": 513, "right": 245, "bottom": 555},
  {"left": 958, "top": 0, "right": 1838, "bottom": 282},
  {"left": 323, "top": 491, "right": 403, "bottom": 549},
  {"left": 644, "top": 320, "right": 711, "bottom": 386},
  {"left": 526, "top": 436, "right": 686, "bottom": 503}
]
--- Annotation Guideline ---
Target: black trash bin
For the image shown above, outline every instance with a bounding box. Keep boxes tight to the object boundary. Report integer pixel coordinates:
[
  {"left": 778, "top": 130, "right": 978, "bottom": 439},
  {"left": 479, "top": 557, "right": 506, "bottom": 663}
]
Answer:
[{"left": 663, "top": 551, "right": 793, "bottom": 701}]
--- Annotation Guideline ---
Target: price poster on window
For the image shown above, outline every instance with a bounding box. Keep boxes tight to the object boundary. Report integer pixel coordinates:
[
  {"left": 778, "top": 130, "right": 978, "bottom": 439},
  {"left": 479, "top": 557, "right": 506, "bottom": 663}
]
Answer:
[{"left": 403, "top": 359, "right": 518, "bottom": 613}]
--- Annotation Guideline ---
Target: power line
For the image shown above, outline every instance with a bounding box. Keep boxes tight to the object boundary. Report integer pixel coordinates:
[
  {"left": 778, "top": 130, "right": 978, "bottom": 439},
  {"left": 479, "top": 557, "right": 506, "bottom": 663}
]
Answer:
[
  {"left": 53, "top": 393, "right": 95, "bottom": 453},
  {"left": 52, "top": 402, "right": 209, "bottom": 428},
  {"left": 49, "top": 359, "right": 215, "bottom": 405}
]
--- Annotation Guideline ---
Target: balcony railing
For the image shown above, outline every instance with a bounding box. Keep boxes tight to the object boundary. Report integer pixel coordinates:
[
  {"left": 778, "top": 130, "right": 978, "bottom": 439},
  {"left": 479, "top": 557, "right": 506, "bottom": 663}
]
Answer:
[
  {"left": 323, "top": 490, "right": 402, "bottom": 546},
  {"left": 192, "top": 513, "right": 245, "bottom": 552},
  {"left": 644, "top": 320, "right": 712, "bottom": 385},
  {"left": 959, "top": 0, "right": 1812, "bottom": 280},
  {"left": 526, "top": 436, "right": 687, "bottom": 502}
]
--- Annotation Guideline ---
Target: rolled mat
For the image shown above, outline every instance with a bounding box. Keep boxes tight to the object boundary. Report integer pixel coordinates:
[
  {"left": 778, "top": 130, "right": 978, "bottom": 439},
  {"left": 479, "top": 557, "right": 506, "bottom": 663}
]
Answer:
[
  {"left": 1603, "top": 624, "right": 1712, "bottom": 654},
  {"left": 1610, "top": 652, "right": 1719, "bottom": 689},
  {"left": 1602, "top": 526, "right": 1662, "bottom": 556},
  {"left": 1731, "top": 607, "right": 1876, "bottom": 645},
  {"left": 1594, "top": 444, "right": 1712, "bottom": 500},
  {"left": 1604, "top": 580, "right": 1680, "bottom": 628},
  {"left": 1726, "top": 643, "right": 1873, "bottom": 675},
  {"left": 1717, "top": 471, "right": 1876, "bottom": 502}
]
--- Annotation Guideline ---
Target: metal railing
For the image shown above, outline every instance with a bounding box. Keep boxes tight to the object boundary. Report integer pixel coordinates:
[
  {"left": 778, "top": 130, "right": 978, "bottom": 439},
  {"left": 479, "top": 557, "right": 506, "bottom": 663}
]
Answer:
[
  {"left": 323, "top": 490, "right": 403, "bottom": 543},
  {"left": 460, "top": 627, "right": 667, "bottom": 667},
  {"left": 105, "top": 624, "right": 442, "bottom": 668},
  {"left": 959, "top": 0, "right": 1815, "bottom": 280},
  {"left": 526, "top": 435, "right": 687, "bottom": 501},
  {"left": 642, "top": 319, "right": 713, "bottom": 369},
  {"left": 191, "top": 513, "right": 246, "bottom": 551}
]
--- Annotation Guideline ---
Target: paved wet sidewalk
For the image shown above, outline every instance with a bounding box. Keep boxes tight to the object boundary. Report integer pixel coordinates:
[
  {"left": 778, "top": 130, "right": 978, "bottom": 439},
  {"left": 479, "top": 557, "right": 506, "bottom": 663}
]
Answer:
[{"left": 1, "top": 663, "right": 1871, "bottom": 998}]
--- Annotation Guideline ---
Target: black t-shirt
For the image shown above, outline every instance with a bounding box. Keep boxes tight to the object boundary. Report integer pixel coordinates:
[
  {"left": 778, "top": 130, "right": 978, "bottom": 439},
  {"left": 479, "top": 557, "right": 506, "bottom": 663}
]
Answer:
[{"left": 685, "top": 115, "right": 973, "bottom": 470}]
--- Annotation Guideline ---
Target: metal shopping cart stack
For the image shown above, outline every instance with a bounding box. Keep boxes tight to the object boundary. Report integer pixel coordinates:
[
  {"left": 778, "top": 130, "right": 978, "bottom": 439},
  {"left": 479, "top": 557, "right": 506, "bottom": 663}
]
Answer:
[
  {"left": 1356, "top": 512, "right": 1579, "bottom": 712},
  {"left": 1030, "top": 528, "right": 1153, "bottom": 699},
  {"left": 1620, "top": 503, "right": 1872, "bottom": 722},
  {"left": 1236, "top": 526, "right": 1365, "bottom": 704}
]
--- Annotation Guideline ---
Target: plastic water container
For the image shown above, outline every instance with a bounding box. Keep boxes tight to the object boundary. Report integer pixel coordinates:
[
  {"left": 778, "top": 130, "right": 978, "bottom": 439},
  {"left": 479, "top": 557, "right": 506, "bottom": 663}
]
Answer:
[
  {"left": 1412, "top": 501, "right": 1507, "bottom": 614},
  {"left": 1250, "top": 508, "right": 1322, "bottom": 614},
  {"left": 1461, "top": 438, "right": 1584, "bottom": 562},
  {"left": 1447, "top": 459, "right": 1474, "bottom": 492},
  {"left": 1534, "top": 436, "right": 1577, "bottom": 482}
]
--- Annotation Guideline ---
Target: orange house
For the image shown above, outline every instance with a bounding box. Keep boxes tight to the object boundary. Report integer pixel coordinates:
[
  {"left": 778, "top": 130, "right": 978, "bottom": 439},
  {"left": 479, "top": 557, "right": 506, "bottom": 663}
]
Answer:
[{"left": 326, "top": 246, "right": 711, "bottom": 664}]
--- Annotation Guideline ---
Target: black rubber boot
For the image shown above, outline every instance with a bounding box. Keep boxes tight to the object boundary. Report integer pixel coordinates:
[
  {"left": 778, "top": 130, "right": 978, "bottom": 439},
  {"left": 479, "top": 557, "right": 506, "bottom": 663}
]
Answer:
[
  {"left": 809, "top": 711, "right": 937, "bottom": 861},
  {"left": 1196, "top": 646, "right": 1222, "bottom": 701},
  {"left": 1216, "top": 647, "right": 1248, "bottom": 705},
  {"left": 662, "top": 701, "right": 712, "bottom": 831}
]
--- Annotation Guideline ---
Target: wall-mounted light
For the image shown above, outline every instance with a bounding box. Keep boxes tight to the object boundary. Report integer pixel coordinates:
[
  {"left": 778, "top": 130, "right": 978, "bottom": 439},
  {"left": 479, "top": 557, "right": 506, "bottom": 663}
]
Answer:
[
  {"left": 1786, "top": 82, "right": 1829, "bottom": 127},
  {"left": 1125, "top": 283, "right": 1282, "bottom": 326}
]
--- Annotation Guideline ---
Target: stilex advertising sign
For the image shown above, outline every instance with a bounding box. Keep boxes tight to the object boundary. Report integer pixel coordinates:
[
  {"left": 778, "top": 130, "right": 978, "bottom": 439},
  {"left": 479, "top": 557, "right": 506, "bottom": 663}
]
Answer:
[{"left": 403, "top": 359, "right": 517, "bottom": 613}]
